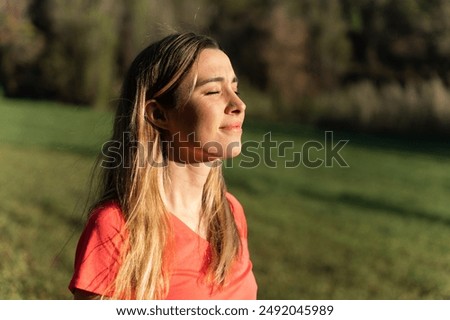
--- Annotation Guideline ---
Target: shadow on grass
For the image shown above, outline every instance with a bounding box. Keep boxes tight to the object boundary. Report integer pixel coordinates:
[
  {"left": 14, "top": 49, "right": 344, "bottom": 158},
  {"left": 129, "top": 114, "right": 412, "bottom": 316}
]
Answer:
[{"left": 298, "top": 187, "right": 450, "bottom": 228}]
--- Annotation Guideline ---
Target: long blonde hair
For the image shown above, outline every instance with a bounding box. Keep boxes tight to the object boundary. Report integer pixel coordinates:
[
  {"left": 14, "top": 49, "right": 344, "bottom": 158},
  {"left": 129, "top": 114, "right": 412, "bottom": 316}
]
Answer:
[{"left": 94, "top": 32, "right": 241, "bottom": 299}]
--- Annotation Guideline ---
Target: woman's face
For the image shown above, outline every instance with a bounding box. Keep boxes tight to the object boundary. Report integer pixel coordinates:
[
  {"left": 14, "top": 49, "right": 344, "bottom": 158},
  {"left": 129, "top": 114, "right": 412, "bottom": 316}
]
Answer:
[{"left": 165, "top": 48, "right": 246, "bottom": 163}]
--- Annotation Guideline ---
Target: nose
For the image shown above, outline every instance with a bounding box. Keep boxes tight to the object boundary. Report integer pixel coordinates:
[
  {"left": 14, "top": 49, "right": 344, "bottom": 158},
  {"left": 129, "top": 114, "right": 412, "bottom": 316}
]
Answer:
[{"left": 225, "top": 91, "right": 246, "bottom": 114}]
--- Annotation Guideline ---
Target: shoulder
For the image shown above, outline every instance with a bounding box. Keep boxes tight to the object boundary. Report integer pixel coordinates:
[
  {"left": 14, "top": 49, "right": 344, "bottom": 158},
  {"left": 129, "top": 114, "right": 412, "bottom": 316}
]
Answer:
[
  {"left": 69, "top": 200, "right": 126, "bottom": 296},
  {"left": 225, "top": 192, "right": 245, "bottom": 220},
  {"left": 225, "top": 192, "right": 244, "bottom": 215},
  {"left": 82, "top": 201, "right": 127, "bottom": 243},
  {"left": 88, "top": 201, "right": 125, "bottom": 228},
  {"left": 225, "top": 192, "right": 248, "bottom": 237}
]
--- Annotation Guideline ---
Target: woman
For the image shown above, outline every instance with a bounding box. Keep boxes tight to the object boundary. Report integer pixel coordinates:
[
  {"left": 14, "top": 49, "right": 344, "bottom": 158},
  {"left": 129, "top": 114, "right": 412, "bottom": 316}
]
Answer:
[{"left": 68, "top": 32, "right": 257, "bottom": 299}]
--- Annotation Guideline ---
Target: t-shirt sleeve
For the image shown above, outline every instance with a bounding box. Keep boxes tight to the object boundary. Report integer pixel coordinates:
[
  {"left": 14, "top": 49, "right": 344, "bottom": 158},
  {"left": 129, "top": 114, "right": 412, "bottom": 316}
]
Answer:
[{"left": 68, "top": 202, "right": 126, "bottom": 297}]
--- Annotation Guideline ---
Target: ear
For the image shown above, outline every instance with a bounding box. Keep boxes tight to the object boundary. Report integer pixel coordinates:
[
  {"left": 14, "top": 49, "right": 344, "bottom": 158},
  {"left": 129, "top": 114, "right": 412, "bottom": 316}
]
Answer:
[{"left": 145, "top": 100, "right": 170, "bottom": 130}]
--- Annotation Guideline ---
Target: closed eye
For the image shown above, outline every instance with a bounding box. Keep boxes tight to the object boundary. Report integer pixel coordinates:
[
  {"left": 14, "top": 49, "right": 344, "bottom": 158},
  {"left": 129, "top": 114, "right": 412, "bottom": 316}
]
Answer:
[{"left": 205, "top": 91, "right": 220, "bottom": 95}]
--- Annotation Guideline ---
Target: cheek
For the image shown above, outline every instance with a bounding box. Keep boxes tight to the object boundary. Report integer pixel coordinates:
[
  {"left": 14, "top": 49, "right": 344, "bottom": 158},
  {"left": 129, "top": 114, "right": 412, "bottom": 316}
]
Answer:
[
  {"left": 168, "top": 109, "right": 198, "bottom": 136},
  {"left": 192, "top": 110, "right": 220, "bottom": 138}
]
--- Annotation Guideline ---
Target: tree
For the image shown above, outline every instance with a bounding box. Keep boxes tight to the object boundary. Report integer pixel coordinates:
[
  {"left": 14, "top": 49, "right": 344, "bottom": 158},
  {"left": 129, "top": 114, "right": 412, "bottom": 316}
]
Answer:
[
  {"left": 341, "top": 0, "right": 450, "bottom": 84},
  {"left": 0, "top": 0, "right": 44, "bottom": 97},
  {"left": 29, "top": 0, "right": 123, "bottom": 108},
  {"left": 261, "top": 0, "right": 351, "bottom": 116}
]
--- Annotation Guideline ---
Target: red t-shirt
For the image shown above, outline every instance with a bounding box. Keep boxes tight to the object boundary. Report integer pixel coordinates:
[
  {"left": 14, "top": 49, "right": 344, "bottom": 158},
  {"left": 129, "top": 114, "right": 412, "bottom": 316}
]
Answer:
[{"left": 69, "top": 193, "right": 257, "bottom": 299}]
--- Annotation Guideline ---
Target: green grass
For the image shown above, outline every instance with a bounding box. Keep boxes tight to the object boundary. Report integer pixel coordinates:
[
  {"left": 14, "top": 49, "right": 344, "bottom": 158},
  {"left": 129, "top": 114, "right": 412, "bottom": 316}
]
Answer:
[
  {"left": 0, "top": 96, "right": 449, "bottom": 299},
  {"left": 0, "top": 98, "right": 112, "bottom": 299},
  {"left": 226, "top": 122, "right": 450, "bottom": 299}
]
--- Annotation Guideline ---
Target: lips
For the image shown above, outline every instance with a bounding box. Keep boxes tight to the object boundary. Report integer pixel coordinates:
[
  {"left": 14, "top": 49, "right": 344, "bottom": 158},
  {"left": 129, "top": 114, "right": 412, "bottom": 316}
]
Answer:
[{"left": 220, "top": 123, "right": 242, "bottom": 130}]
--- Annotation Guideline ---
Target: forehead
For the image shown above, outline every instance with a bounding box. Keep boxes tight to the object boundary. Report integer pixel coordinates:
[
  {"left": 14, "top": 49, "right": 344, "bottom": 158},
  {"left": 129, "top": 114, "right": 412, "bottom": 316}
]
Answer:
[
  {"left": 195, "top": 49, "right": 234, "bottom": 77},
  {"left": 176, "top": 49, "right": 236, "bottom": 100}
]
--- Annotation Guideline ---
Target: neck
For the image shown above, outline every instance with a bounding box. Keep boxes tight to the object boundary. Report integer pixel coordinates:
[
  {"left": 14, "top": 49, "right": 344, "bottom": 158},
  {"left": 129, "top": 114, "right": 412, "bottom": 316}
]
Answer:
[{"left": 162, "top": 161, "right": 213, "bottom": 222}]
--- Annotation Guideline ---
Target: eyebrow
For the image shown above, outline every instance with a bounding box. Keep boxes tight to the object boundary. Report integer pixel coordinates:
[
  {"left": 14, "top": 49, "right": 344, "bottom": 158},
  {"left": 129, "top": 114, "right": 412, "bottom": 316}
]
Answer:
[{"left": 195, "top": 76, "right": 238, "bottom": 87}]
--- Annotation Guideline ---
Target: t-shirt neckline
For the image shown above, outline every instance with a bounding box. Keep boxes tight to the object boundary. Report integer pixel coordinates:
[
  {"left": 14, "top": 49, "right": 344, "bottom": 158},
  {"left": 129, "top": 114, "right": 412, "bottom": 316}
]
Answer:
[{"left": 170, "top": 213, "right": 209, "bottom": 243}]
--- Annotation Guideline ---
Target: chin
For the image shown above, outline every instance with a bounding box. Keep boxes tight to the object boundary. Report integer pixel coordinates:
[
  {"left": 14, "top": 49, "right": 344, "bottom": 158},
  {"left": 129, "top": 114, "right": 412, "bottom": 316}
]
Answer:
[
  {"left": 200, "top": 139, "right": 241, "bottom": 158},
  {"left": 224, "top": 145, "right": 242, "bottom": 159},
  {"left": 225, "top": 140, "right": 242, "bottom": 158}
]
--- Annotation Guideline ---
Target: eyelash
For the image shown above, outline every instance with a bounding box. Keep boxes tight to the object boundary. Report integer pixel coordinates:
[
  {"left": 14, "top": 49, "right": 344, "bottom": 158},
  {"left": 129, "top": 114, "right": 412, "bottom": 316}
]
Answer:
[{"left": 205, "top": 91, "right": 240, "bottom": 96}]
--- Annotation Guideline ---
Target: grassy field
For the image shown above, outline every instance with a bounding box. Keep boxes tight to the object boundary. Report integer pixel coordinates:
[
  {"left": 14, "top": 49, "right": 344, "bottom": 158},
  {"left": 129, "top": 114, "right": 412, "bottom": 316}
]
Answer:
[{"left": 0, "top": 95, "right": 449, "bottom": 299}]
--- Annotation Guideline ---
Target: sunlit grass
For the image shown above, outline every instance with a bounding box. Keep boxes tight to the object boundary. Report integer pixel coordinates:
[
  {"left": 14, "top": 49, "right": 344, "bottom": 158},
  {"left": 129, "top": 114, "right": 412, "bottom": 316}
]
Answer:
[{"left": 0, "top": 145, "right": 92, "bottom": 298}]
